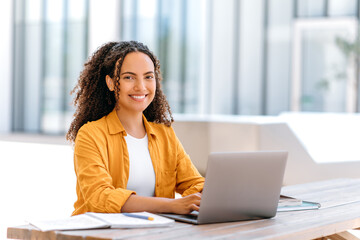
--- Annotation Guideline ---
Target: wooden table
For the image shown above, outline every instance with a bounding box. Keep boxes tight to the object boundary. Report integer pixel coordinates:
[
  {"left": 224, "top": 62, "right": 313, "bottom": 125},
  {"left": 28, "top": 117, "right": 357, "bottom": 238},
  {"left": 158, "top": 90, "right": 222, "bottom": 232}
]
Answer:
[{"left": 7, "top": 178, "right": 360, "bottom": 240}]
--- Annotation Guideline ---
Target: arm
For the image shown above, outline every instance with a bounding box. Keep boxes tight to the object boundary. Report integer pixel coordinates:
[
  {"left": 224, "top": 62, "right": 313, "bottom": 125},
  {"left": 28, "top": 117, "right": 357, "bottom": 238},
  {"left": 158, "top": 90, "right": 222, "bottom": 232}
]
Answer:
[
  {"left": 173, "top": 132, "right": 205, "bottom": 196},
  {"left": 122, "top": 193, "right": 202, "bottom": 214},
  {"left": 74, "top": 127, "right": 135, "bottom": 213}
]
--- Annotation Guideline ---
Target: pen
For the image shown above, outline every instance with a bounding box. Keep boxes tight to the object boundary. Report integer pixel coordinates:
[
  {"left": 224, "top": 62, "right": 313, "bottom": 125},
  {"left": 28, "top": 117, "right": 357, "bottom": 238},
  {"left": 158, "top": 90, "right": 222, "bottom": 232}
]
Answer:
[{"left": 123, "top": 213, "right": 154, "bottom": 221}]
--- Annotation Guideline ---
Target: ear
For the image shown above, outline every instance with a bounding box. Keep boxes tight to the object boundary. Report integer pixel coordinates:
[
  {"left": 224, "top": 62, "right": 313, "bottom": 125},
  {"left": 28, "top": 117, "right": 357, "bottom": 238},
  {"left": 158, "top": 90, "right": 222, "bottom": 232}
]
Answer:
[{"left": 106, "top": 75, "right": 114, "bottom": 91}]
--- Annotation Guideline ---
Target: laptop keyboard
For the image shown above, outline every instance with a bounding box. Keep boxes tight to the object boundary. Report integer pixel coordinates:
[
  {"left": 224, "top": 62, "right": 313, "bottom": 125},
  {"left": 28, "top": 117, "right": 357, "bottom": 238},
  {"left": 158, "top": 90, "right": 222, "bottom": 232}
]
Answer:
[
  {"left": 189, "top": 210, "right": 199, "bottom": 217},
  {"left": 174, "top": 213, "right": 198, "bottom": 221},
  {"left": 159, "top": 211, "right": 200, "bottom": 224}
]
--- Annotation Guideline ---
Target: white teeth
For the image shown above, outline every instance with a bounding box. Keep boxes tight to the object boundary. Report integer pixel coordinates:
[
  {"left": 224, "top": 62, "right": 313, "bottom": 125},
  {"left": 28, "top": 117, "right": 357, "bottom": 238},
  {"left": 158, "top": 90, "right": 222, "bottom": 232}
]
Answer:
[{"left": 131, "top": 95, "right": 146, "bottom": 99}]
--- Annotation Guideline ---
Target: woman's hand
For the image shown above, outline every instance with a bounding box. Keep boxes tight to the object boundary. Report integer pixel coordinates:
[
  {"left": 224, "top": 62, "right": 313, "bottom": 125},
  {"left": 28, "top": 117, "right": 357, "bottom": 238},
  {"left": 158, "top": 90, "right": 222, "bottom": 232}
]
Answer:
[{"left": 168, "top": 193, "right": 202, "bottom": 214}]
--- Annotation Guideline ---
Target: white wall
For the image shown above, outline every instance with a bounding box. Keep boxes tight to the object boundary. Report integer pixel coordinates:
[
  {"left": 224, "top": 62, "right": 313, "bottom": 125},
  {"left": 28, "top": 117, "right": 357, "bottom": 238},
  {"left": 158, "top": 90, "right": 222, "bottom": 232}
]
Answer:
[
  {"left": 260, "top": 122, "right": 360, "bottom": 185},
  {"left": 173, "top": 115, "right": 277, "bottom": 175},
  {"left": 172, "top": 114, "right": 360, "bottom": 185},
  {"left": 0, "top": 0, "right": 13, "bottom": 133},
  {"left": 0, "top": 140, "right": 75, "bottom": 239}
]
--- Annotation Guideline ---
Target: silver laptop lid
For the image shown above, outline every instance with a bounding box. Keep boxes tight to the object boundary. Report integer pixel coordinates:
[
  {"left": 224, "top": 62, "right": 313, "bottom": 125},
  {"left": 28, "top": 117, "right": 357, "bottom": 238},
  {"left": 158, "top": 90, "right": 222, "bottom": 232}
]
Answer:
[{"left": 197, "top": 151, "right": 287, "bottom": 224}]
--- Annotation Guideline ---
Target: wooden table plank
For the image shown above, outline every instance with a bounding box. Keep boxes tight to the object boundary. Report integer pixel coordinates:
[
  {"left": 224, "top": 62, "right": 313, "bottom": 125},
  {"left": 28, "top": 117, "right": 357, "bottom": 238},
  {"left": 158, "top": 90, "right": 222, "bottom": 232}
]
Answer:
[
  {"left": 328, "top": 231, "right": 360, "bottom": 240},
  {"left": 7, "top": 225, "right": 59, "bottom": 240},
  {"left": 7, "top": 225, "right": 33, "bottom": 240},
  {"left": 126, "top": 220, "right": 260, "bottom": 240},
  {"left": 282, "top": 179, "right": 360, "bottom": 209},
  {"left": 83, "top": 224, "right": 190, "bottom": 240},
  {"left": 281, "top": 178, "right": 360, "bottom": 196}
]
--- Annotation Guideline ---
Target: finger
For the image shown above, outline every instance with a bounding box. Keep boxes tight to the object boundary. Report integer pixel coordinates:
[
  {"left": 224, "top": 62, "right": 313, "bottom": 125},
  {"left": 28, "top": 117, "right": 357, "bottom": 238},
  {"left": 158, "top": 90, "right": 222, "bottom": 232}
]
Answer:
[
  {"left": 192, "top": 199, "right": 201, "bottom": 207},
  {"left": 191, "top": 203, "right": 200, "bottom": 212},
  {"left": 189, "top": 193, "right": 202, "bottom": 200}
]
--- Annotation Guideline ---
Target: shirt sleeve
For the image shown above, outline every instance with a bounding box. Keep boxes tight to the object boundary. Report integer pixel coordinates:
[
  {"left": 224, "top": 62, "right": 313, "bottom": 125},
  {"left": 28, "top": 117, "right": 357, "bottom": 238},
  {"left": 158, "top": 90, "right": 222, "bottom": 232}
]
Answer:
[
  {"left": 173, "top": 130, "right": 205, "bottom": 196},
  {"left": 74, "top": 126, "right": 135, "bottom": 214}
]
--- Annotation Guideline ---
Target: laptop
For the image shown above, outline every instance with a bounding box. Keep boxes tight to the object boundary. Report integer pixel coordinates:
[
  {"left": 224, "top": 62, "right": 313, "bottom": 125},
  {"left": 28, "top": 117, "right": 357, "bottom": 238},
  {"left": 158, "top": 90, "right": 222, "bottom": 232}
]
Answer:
[{"left": 160, "top": 151, "right": 288, "bottom": 224}]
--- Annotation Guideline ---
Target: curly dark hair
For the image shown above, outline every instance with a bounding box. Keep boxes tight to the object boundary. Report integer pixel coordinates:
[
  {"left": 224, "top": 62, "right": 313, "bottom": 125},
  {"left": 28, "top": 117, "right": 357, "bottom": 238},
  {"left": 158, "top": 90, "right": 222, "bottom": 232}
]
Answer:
[{"left": 66, "top": 41, "right": 173, "bottom": 143}]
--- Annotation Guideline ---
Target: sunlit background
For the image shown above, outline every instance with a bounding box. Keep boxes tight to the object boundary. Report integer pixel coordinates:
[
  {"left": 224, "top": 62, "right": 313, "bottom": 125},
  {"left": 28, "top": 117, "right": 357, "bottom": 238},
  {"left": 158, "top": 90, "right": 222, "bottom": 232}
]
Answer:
[
  {"left": 1, "top": 0, "right": 360, "bottom": 239},
  {"left": 2, "top": 0, "right": 360, "bottom": 135}
]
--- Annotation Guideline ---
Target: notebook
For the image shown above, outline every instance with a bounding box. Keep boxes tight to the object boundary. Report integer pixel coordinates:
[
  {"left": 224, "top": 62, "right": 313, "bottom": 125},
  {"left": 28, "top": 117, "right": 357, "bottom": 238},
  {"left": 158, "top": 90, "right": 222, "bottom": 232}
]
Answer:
[
  {"left": 160, "top": 151, "right": 288, "bottom": 224},
  {"left": 28, "top": 212, "right": 174, "bottom": 231}
]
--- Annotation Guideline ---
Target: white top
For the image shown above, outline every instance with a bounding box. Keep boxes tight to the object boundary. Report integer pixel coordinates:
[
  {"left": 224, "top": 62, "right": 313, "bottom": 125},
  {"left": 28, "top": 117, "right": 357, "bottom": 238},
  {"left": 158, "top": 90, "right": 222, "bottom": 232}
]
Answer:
[{"left": 125, "top": 133, "right": 156, "bottom": 197}]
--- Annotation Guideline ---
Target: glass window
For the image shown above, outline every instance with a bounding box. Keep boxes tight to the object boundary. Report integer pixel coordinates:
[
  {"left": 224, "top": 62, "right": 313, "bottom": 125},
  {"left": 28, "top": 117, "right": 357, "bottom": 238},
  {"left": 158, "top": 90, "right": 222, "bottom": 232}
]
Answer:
[
  {"left": 39, "top": 0, "right": 88, "bottom": 134},
  {"left": 266, "top": 0, "right": 293, "bottom": 115},
  {"left": 297, "top": 0, "right": 326, "bottom": 18},
  {"left": 121, "top": 0, "right": 205, "bottom": 114},
  {"left": 137, "top": 0, "right": 158, "bottom": 52},
  {"left": 42, "top": 0, "right": 65, "bottom": 133},
  {"left": 65, "top": 0, "right": 88, "bottom": 130},
  {"left": 24, "top": 0, "right": 42, "bottom": 132},
  {"left": 208, "top": 0, "right": 237, "bottom": 114},
  {"left": 13, "top": 0, "right": 89, "bottom": 134},
  {"left": 301, "top": 29, "right": 347, "bottom": 112},
  {"left": 13, "top": 0, "right": 43, "bottom": 132},
  {"left": 182, "top": 0, "right": 205, "bottom": 113},
  {"left": 121, "top": 0, "right": 136, "bottom": 40},
  {"left": 292, "top": 19, "right": 358, "bottom": 112},
  {"left": 12, "top": 0, "right": 24, "bottom": 131},
  {"left": 159, "top": 0, "right": 183, "bottom": 113},
  {"left": 12, "top": 0, "right": 360, "bottom": 136},
  {"left": 328, "top": 0, "right": 357, "bottom": 17},
  {"left": 238, "top": 0, "right": 265, "bottom": 115}
]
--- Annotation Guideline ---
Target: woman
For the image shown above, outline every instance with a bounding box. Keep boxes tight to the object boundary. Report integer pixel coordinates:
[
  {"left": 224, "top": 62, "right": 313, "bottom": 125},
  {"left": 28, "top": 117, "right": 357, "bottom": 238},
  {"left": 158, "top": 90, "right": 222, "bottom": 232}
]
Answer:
[{"left": 66, "top": 41, "right": 204, "bottom": 216}]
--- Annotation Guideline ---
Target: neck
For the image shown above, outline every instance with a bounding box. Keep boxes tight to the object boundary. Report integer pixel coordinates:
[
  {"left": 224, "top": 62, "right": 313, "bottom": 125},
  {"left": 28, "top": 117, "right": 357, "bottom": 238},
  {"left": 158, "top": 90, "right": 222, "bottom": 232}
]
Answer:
[{"left": 116, "top": 109, "right": 146, "bottom": 138}]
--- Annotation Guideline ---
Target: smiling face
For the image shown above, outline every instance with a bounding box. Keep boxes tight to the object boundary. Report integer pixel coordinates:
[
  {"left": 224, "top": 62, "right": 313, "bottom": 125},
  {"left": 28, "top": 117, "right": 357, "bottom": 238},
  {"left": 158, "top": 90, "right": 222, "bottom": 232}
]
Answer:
[{"left": 106, "top": 51, "right": 156, "bottom": 116}]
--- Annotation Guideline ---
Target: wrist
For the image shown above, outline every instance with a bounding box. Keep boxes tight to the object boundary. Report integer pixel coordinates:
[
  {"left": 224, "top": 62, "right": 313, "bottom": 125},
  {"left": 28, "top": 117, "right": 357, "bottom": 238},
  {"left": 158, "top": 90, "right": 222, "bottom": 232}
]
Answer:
[{"left": 161, "top": 197, "right": 175, "bottom": 213}]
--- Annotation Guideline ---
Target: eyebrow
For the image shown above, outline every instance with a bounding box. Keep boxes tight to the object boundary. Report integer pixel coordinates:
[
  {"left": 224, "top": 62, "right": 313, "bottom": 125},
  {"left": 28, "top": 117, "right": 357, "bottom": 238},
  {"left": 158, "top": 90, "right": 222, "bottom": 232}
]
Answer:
[{"left": 121, "top": 71, "right": 154, "bottom": 76}]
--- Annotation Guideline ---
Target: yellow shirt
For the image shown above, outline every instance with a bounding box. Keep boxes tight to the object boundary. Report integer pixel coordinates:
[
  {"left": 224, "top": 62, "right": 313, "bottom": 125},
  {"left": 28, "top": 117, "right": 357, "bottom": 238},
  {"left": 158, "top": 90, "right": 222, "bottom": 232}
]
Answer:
[{"left": 72, "top": 109, "right": 205, "bottom": 215}]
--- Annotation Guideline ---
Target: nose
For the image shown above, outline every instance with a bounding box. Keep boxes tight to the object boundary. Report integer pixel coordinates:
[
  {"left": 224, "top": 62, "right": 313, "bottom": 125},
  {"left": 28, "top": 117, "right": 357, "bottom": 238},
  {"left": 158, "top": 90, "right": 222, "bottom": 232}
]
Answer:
[{"left": 134, "top": 78, "right": 146, "bottom": 91}]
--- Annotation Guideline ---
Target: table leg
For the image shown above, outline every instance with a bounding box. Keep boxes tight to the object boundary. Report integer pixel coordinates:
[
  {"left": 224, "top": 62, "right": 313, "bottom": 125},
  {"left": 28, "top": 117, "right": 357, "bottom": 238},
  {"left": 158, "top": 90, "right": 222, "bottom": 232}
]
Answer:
[{"left": 314, "top": 231, "right": 360, "bottom": 240}]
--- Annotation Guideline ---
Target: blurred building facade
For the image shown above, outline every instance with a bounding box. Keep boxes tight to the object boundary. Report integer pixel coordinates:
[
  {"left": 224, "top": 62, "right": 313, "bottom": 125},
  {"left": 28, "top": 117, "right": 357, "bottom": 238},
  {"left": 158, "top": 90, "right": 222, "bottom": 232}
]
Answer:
[{"left": 1, "top": 0, "right": 360, "bottom": 134}]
